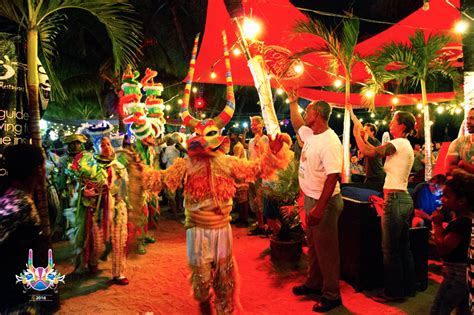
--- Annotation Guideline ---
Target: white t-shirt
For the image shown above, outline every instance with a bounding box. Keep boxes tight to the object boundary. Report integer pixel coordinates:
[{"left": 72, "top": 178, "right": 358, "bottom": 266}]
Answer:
[
  {"left": 298, "top": 126, "right": 343, "bottom": 200},
  {"left": 383, "top": 138, "right": 414, "bottom": 190},
  {"left": 248, "top": 134, "right": 269, "bottom": 161}
]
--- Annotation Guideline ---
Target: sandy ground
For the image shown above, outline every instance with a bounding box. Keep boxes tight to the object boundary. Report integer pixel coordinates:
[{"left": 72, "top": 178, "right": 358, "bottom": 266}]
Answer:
[{"left": 54, "top": 215, "right": 442, "bottom": 315}]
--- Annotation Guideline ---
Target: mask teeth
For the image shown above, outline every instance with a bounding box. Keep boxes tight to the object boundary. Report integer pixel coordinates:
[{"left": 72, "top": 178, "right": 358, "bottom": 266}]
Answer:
[
  {"left": 214, "top": 30, "right": 234, "bottom": 129},
  {"left": 181, "top": 33, "right": 200, "bottom": 129}
]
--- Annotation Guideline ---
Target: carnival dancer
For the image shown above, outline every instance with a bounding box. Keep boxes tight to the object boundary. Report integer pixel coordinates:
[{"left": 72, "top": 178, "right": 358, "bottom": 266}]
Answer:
[
  {"left": 56, "top": 134, "right": 89, "bottom": 239},
  {"left": 159, "top": 32, "right": 292, "bottom": 314},
  {"left": 120, "top": 66, "right": 165, "bottom": 254},
  {"left": 70, "top": 122, "right": 129, "bottom": 285}
]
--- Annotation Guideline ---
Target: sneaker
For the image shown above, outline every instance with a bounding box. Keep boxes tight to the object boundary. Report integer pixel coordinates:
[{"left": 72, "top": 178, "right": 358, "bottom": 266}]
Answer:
[
  {"left": 113, "top": 276, "right": 129, "bottom": 285},
  {"left": 292, "top": 285, "right": 322, "bottom": 296},
  {"left": 144, "top": 235, "right": 156, "bottom": 244},
  {"left": 312, "top": 297, "right": 342, "bottom": 312}
]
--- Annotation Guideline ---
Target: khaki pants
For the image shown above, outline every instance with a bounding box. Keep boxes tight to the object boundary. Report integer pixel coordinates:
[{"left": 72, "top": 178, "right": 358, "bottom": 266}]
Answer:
[{"left": 303, "top": 194, "right": 343, "bottom": 300}]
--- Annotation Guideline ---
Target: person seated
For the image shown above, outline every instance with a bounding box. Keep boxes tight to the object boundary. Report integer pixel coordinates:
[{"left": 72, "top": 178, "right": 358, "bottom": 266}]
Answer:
[
  {"left": 350, "top": 155, "right": 366, "bottom": 183},
  {"left": 411, "top": 174, "right": 446, "bottom": 228}
]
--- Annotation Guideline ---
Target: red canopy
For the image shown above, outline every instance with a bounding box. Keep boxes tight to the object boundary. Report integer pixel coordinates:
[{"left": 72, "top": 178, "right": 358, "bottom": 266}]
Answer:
[
  {"left": 356, "top": 0, "right": 461, "bottom": 61},
  {"left": 194, "top": 0, "right": 370, "bottom": 87},
  {"left": 193, "top": 0, "right": 461, "bottom": 96},
  {"left": 298, "top": 89, "right": 456, "bottom": 108}
]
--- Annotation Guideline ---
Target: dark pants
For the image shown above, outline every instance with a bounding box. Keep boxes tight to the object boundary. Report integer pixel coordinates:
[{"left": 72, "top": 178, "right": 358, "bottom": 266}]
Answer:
[
  {"left": 431, "top": 262, "right": 470, "bottom": 315},
  {"left": 382, "top": 192, "right": 416, "bottom": 298},
  {"left": 304, "top": 194, "right": 344, "bottom": 300}
]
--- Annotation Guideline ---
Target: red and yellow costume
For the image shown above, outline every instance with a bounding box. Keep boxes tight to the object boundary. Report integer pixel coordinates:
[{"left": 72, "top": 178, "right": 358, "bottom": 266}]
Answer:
[{"left": 158, "top": 32, "right": 292, "bottom": 314}]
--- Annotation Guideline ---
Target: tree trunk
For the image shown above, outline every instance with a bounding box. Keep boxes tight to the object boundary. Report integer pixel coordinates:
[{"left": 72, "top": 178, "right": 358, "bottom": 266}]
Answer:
[
  {"left": 342, "top": 77, "right": 351, "bottom": 183},
  {"left": 421, "top": 79, "right": 432, "bottom": 181},
  {"left": 27, "top": 27, "right": 51, "bottom": 237},
  {"left": 462, "top": 0, "right": 474, "bottom": 135}
]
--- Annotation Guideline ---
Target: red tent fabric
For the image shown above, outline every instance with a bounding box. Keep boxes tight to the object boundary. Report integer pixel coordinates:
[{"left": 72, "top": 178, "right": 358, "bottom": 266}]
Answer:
[
  {"left": 356, "top": 0, "right": 461, "bottom": 61},
  {"left": 194, "top": 0, "right": 369, "bottom": 87},
  {"left": 193, "top": 0, "right": 461, "bottom": 90},
  {"left": 298, "top": 89, "right": 456, "bottom": 108}
]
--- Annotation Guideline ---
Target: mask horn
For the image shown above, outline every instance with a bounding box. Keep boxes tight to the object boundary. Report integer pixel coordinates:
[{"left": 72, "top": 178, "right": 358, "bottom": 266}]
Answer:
[
  {"left": 180, "top": 34, "right": 201, "bottom": 129},
  {"left": 28, "top": 249, "right": 34, "bottom": 270},
  {"left": 214, "top": 30, "right": 235, "bottom": 129},
  {"left": 48, "top": 249, "right": 54, "bottom": 269}
]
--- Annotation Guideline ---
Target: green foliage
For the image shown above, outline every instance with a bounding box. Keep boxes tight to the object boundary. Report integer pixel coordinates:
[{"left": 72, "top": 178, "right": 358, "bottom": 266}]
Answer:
[
  {"left": 368, "top": 30, "right": 461, "bottom": 91},
  {"left": 264, "top": 160, "right": 300, "bottom": 206},
  {"left": 264, "top": 160, "right": 304, "bottom": 241},
  {"left": 292, "top": 16, "right": 360, "bottom": 79},
  {"left": 0, "top": 0, "right": 143, "bottom": 101}
]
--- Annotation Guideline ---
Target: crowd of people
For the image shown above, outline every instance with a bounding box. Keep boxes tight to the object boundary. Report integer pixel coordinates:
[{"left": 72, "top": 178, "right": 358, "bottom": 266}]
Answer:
[{"left": 1, "top": 53, "right": 473, "bottom": 314}]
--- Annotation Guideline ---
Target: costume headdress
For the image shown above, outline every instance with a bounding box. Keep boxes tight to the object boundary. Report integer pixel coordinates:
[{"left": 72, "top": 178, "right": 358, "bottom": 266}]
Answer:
[
  {"left": 181, "top": 31, "right": 234, "bottom": 156},
  {"left": 180, "top": 31, "right": 235, "bottom": 132},
  {"left": 120, "top": 66, "right": 165, "bottom": 141}
]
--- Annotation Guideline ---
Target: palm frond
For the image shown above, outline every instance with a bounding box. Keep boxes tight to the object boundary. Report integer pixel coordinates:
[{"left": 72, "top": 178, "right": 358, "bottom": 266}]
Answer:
[
  {"left": 38, "top": 0, "right": 143, "bottom": 72},
  {"left": 340, "top": 18, "right": 360, "bottom": 69},
  {"left": 0, "top": 0, "right": 25, "bottom": 29}
]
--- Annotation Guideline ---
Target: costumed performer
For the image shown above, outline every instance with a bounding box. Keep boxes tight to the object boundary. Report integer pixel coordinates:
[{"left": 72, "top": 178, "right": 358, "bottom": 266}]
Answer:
[
  {"left": 120, "top": 66, "right": 165, "bottom": 254},
  {"left": 159, "top": 32, "right": 293, "bottom": 314},
  {"left": 69, "top": 122, "right": 129, "bottom": 285}
]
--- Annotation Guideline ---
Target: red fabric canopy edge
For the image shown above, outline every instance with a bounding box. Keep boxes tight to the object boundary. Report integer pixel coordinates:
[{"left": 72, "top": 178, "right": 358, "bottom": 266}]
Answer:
[{"left": 298, "top": 88, "right": 456, "bottom": 108}]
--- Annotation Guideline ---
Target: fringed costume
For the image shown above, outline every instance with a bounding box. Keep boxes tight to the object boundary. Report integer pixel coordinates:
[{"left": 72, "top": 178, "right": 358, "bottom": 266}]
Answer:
[
  {"left": 69, "top": 122, "right": 129, "bottom": 284},
  {"left": 120, "top": 66, "right": 165, "bottom": 254},
  {"left": 159, "top": 32, "right": 292, "bottom": 314}
]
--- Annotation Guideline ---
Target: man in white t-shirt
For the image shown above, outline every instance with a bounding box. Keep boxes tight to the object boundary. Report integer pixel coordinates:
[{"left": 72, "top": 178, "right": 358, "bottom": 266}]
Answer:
[
  {"left": 287, "top": 88, "right": 344, "bottom": 313},
  {"left": 247, "top": 116, "right": 269, "bottom": 236}
]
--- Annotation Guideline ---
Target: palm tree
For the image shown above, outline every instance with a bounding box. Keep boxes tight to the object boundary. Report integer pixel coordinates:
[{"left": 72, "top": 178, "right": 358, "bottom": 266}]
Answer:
[
  {"left": 0, "top": 0, "right": 142, "bottom": 237},
  {"left": 292, "top": 16, "right": 360, "bottom": 183},
  {"left": 370, "top": 30, "right": 460, "bottom": 180},
  {"left": 461, "top": 0, "right": 474, "bottom": 134}
]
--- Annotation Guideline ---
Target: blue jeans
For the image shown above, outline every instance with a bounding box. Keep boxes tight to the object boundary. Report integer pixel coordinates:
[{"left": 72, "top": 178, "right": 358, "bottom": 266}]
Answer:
[
  {"left": 382, "top": 192, "right": 416, "bottom": 297},
  {"left": 431, "top": 262, "right": 470, "bottom": 315}
]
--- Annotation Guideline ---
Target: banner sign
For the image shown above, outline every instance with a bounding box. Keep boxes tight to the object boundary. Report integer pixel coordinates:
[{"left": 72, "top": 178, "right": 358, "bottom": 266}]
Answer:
[{"left": 0, "top": 33, "right": 29, "bottom": 178}]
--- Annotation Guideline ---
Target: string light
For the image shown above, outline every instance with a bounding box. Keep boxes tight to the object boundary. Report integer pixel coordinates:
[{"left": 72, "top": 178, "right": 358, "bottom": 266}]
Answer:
[
  {"left": 370, "top": 113, "right": 375, "bottom": 118},
  {"left": 436, "top": 106, "right": 444, "bottom": 114},
  {"left": 382, "top": 120, "right": 387, "bottom": 125},
  {"left": 337, "top": 113, "right": 342, "bottom": 118},
  {"left": 276, "top": 88, "right": 284, "bottom": 95},
  {"left": 391, "top": 97, "right": 399, "bottom": 105},
  {"left": 233, "top": 48, "right": 242, "bottom": 56},
  {"left": 201, "top": 113, "right": 206, "bottom": 118},
  {"left": 177, "top": 99, "right": 183, "bottom": 104},
  {"left": 297, "top": 106, "right": 304, "bottom": 114},
  {"left": 417, "top": 103, "right": 423, "bottom": 110},
  {"left": 293, "top": 64, "right": 304, "bottom": 74},
  {"left": 422, "top": 0, "right": 430, "bottom": 11},
  {"left": 192, "top": 87, "right": 198, "bottom": 93},
  {"left": 455, "top": 107, "right": 462, "bottom": 114},
  {"left": 242, "top": 18, "right": 261, "bottom": 39},
  {"left": 365, "top": 90, "right": 374, "bottom": 98},
  {"left": 165, "top": 104, "right": 171, "bottom": 111},
  {"left": 285, "top": 99, "right": 290, "bottom": 104},
  {"left": 334, "top": 79, "right": 343, "bottom": 88},
  {"left": 454, "top": 20, "right": 469, "bottom": 33},
  {"left": 210, "top": 71, "right": 217, "bottom": 79}
]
